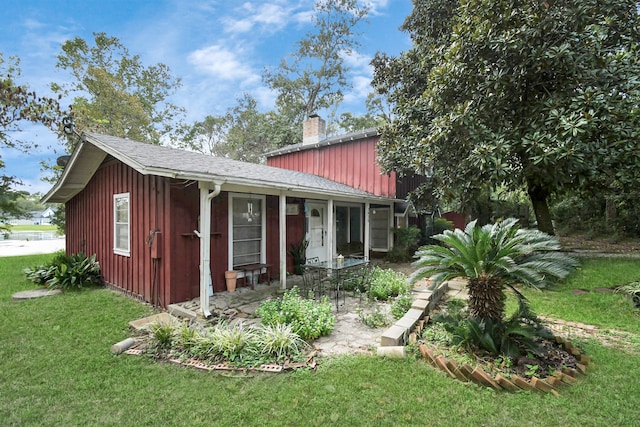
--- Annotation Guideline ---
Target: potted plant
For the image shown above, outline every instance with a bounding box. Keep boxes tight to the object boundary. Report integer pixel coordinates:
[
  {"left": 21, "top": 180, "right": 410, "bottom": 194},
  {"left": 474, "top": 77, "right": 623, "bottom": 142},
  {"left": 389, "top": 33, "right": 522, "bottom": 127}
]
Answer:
[{"left": 287, "top": 239, "right": 309, "bottom": 275}]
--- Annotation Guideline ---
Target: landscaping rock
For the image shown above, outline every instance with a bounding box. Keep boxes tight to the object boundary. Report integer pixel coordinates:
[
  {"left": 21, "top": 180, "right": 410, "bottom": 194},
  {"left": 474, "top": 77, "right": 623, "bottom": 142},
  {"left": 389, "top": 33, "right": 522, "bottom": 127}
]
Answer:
[
  {"left": 111, "top": 338, "right": 137, "bottom": 354},
  {"left": 12, "top": 288, "right": 61, "bottom": 301},
  {"left": 376, "top": 346, "right": 406, "bottom": 358}
]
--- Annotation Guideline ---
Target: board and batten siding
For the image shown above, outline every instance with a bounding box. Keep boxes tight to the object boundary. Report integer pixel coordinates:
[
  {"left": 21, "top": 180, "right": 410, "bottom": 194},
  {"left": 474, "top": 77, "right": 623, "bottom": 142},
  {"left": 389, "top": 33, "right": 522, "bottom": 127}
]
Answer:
[
  {"left": 65, "top": 158, "right": 184, "bottom": 306},
  {"left": 267, "top": 137, "right": 397, "bottom": 198}
]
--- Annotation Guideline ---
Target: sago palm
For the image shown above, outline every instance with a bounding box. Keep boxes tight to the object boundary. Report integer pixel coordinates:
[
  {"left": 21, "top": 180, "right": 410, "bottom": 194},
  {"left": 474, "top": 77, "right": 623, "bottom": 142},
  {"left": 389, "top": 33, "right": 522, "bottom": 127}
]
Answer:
[{"left": 411, "top": 218, "right": 577, "bottom": 322}]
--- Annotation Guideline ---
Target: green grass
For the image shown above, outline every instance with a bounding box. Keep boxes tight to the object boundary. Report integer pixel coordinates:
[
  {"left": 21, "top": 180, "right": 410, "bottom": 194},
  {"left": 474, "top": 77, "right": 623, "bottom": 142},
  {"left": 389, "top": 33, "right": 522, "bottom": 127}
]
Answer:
[
  {"left": 520, "top": 257, "right": 640, "bottom": 334},
  {"left": 2, "top": 254, "right": 640, "bottom": 426},
  {"left": 8, "top": 224, "right": 58, "bottom": 232}
]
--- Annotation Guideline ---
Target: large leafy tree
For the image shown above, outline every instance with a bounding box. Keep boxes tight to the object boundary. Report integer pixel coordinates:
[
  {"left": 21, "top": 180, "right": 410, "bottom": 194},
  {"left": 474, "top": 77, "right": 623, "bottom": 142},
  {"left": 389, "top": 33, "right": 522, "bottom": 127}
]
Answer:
[
  {"left": 263, "top": 0, "right": 369, "bottom": 146},
  {"left": 1, "top": 54, "right": 63, "bottom": 229},
  {"left": 373, "top": 0, "right": 640, "bottom": 234},
  {"left": 53, "top": 32, "right": 183, "bottom": 148}
]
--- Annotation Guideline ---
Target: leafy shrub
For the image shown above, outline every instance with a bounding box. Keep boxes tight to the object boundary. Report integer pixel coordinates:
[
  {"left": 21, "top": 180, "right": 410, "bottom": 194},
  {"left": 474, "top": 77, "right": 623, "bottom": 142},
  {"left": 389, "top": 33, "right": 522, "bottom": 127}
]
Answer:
[
  {"left": 256, "top": 288, "right": 335, "bottom": 340},
  {"left": 24, "top": 252, "right": 103, "bottom": 291},
  {"left": 147, "top": 319, "right": 308, "bottom": 367},
  {"left": 368, "top": 267, "right": 410, "bottom": 301},
  {"left": 422, "top": 321, "right": 454, "bottom": 347},
  {"left": 433, "top": 217, "right": 454, "bottom": 234},
  {"left": 149, "top": 321, "right": 177, "bottom": 350},
  {"left": 357, "top": 299, "right": 391, "bottom": 328},
  {"left": 287, "top": 239, "right": 308, "bottom": 275},
  {"left": 386, "top": 226, "right": 421, "bottom": 262},
  {"left": 390, "top": 292, "right": 413, "bottom": 320},
  {"left": 432, "top": 302, "right": 552, "bottom": 360},
  {"left": 615, "top": 281, "right": 640, "bottom": 309},
  {"left": 174, "top": 322, "right": 205, "bottom": 356}
]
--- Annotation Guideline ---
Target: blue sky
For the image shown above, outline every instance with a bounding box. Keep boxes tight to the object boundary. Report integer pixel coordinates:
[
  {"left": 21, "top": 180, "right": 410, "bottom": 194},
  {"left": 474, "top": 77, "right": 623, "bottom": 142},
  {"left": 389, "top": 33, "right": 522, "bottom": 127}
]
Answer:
[{"left": 1, "top": 0, "right": 413, "bottom": 195}]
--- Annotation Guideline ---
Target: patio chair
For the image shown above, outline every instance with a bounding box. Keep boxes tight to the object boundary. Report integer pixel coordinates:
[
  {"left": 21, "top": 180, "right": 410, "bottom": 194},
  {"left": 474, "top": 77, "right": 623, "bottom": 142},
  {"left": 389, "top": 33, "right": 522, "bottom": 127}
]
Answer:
[
  {"left": 302, "top": 265, "right": 328, "bottom": 300},
  {"left": 341, "top": 261, "right": 372, "bottom": 302}
]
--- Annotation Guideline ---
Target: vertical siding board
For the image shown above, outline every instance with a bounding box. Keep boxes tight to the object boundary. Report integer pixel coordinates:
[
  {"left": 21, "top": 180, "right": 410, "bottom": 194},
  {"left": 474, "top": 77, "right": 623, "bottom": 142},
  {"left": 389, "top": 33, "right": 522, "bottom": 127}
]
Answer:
[
  {"left": 65, "top": 159, "right": 178, "bottom": 306},
  {"left": 160, "top": 178, "right": 171, "bottom": 306},
  {"left": 139, "top": 173, "right": 147, "bottom": 299}
]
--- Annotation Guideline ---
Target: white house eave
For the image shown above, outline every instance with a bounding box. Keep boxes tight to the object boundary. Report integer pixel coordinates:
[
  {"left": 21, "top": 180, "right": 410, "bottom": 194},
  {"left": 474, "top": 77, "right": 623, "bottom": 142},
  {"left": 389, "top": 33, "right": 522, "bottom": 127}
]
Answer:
[{"left": 42, "top": 138, "right": 107, "bottom": 204}]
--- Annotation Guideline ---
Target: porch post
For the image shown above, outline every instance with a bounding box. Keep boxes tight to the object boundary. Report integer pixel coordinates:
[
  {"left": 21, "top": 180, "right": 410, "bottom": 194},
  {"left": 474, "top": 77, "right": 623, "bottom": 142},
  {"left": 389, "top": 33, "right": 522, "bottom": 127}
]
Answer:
[
  {"left": 327, "top": 198, "right": 334, "bottom": 262},
  {"left": 198, "top": 181, "right": 221, "bottom": 318},
  {"left": 364, "top": 201, "right": 370, "bottom": 261},
  {"left": 279, "top": 193, "right": 287, "bottom": 290}
]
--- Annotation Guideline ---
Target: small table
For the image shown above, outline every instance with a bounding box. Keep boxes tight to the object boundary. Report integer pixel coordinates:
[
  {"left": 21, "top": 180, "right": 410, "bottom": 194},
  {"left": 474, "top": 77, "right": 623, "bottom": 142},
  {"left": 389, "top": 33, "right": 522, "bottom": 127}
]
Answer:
[
  {"left": 236, "top": 263, "right": 272, "bottom": 290},
  {"left": 303, "top": 258, "right": 369, "bottom": 310}
]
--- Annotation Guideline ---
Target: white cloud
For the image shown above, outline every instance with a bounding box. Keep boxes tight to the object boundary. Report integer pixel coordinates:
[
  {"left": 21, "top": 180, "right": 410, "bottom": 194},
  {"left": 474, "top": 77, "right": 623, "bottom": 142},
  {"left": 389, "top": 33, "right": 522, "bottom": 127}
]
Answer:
[
  {"left": 365, "top": 0, "right": 390, "bottom": 16},
  {"left": 188, "top": 44, "right": 260, "bottom": 84},
  {"left": 343, "top": 75, "right": 373, "bottom": 105},
  {"left": 222, "top": 2, "right": 297, "bottom": 35},
  {"left": 341, "top": 50, "right": 373, "bottom": 72}
]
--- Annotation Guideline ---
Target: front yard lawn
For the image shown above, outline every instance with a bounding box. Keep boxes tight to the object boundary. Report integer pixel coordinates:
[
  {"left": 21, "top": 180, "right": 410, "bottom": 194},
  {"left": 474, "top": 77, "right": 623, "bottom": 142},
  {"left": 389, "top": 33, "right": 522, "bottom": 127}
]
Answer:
[{"left": 1, "top": 254, "right": 640, "bottom": 426}]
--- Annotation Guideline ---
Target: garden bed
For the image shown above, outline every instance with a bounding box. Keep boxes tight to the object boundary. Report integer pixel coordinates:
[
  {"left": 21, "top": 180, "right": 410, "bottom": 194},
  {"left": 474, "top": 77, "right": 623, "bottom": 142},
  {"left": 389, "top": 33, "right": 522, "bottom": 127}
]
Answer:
[{"left": 413, "top": 310, "right": 590, "bottom": 395}]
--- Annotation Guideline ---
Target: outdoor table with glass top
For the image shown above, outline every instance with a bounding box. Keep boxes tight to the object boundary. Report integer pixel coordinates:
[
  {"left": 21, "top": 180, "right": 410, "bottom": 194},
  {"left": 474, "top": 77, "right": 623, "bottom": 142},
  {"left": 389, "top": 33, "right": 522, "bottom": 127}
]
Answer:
[{"left": 302, "top": 257, "right": 369, "bottom": 310}]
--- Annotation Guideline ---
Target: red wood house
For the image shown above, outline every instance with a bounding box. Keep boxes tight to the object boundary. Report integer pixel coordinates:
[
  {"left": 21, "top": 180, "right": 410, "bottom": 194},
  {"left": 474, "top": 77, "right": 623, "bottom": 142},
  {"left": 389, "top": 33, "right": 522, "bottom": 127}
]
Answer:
[
  {"left": 266, "top": 115, "right": 429, "bottom": 259},
  {"left": 43, "top": 130, "right": 396, "bottom": 314}
]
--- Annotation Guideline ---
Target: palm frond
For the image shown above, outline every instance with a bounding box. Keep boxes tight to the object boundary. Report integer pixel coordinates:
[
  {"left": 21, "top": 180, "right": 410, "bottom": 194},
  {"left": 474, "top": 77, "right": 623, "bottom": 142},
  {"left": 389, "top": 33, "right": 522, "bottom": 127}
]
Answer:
[{"left": 412, "top": 217, "right": 578, "bottom": 321}]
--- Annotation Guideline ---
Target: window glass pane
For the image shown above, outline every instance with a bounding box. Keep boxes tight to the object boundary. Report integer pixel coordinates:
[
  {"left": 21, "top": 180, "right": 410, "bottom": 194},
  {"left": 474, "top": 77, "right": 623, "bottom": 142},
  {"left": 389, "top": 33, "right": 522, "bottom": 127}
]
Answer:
[
  {"left": 234, "top": 225, "right": 261, "bottom": 240},
  {"left": 232, "top": 197, "right": 262, "bottom": 267},
  {"left": 350, "top": 207, "right": 361, "bottom": 242},
  {"left": 114, "top": 193, "right": 130, "bottom": 254},
  {"left": 115, "top": 225, "right": 129, "bottom": 251},
  {"left": 370, "top": 208, "right": 389, "bottom": 249}
]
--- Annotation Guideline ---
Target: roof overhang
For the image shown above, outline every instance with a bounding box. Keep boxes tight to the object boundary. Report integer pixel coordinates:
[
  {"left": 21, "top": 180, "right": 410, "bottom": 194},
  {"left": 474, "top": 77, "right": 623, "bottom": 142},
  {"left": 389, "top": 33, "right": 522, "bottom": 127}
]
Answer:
[{"left": 43, "top": 133, "right": 396, "bottom": 206}]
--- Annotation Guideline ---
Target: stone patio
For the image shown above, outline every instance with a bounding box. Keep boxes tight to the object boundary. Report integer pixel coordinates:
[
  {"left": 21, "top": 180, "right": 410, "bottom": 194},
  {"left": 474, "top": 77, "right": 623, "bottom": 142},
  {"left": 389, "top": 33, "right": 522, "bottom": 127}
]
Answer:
[
  {"left": 168, "top": 275, "right": 391, "bottom": 356},
  {"left": 166, "top": 272, "right": 468, "bottom": 357}
]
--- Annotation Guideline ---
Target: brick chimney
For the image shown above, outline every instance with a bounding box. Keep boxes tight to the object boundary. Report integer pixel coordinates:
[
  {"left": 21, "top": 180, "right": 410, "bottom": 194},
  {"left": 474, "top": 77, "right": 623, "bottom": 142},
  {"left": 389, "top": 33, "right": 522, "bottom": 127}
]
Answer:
[{"left": 302, "top": 114, "right": 326, "bottom": 146}]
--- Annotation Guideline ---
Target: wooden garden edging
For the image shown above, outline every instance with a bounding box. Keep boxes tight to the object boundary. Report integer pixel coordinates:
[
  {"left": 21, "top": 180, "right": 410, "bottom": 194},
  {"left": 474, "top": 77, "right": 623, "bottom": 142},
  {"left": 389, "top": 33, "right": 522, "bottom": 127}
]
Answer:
[
  {"left": 417, "top": 337, "right": 589, "bottom": 396},
  {"left": 378, "top": 281, "right": 589, "bottom": 395}
]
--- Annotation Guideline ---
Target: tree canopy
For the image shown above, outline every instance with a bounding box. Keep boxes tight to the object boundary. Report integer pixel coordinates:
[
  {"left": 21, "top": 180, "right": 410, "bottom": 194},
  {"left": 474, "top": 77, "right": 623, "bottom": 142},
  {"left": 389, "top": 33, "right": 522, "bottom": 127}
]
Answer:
[
  {"left": 1, "top": 54, "right": 63, "bottom": 150},
  {"left": 1, "top": 54, "right": 63, "bottom": 229},
  {"left": 263, "top": 0, "right": 369, "bottom": 146},
  {"left": 52, "top": 32, "right": 183, "bottom": 148},
  {"left": 373, "top": 0, "right": 640, "bottom": 234},
  {"left": 178, "top": 94, "right": 273, "bottom": 163}
]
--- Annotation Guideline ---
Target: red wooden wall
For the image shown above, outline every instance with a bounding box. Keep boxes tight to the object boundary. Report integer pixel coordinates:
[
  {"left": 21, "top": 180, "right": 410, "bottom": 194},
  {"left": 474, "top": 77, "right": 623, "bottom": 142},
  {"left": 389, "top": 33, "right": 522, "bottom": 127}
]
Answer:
[
  {"left": 267, "top": 136, "right": 398, "bottom": 198},
  {"left": 65, "top": 159, "right": 175, "bottom": 306},
  {"left": 65, "top": 158, "right": 303, "bottom": 307}
]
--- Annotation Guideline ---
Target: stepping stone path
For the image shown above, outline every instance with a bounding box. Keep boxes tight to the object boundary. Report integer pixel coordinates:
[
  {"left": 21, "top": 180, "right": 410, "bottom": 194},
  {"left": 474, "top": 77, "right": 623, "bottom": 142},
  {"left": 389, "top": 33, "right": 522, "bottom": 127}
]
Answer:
[{"left": 12, "top": 288, "right": 61, "bottom": 301}]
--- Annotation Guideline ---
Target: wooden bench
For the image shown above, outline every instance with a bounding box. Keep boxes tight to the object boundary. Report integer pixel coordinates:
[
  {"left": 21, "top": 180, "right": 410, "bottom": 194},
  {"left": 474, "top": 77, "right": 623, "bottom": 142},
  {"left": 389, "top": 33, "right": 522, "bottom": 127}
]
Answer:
[{"left": 236, "top": 263, "right": 272, "bottom": 289}]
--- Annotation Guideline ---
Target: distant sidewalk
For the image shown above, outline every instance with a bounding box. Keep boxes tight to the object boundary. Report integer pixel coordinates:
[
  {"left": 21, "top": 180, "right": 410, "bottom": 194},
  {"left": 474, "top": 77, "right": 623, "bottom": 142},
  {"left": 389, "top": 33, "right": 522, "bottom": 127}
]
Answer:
[{"left": 0, "top": 238, "right": 65, "bottom": 257}]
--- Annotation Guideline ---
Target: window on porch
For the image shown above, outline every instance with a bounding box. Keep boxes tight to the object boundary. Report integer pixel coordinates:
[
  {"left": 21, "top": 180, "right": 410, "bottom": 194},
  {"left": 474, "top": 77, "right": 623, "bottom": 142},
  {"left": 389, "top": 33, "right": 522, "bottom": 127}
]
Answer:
[{"left": 230, "top": 195, "right": 265, "bottom": 268}]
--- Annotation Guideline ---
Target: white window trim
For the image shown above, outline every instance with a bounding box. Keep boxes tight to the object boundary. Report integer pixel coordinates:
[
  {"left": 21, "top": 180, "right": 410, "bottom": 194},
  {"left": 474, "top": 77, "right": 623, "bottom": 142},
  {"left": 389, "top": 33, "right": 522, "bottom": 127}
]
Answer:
[
  {"left": 228, "top": 193, "right": 267, "bottom": 271},
  {"left": 113, "top": 192, "right": 131, "bottom": 257}
]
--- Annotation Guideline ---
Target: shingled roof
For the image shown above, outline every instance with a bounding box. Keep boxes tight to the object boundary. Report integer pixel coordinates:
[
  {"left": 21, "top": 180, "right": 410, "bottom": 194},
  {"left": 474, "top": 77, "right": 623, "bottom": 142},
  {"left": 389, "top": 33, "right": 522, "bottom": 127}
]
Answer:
[{"left": 44, "top": 132, "right": 389, "bottom": 203}]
